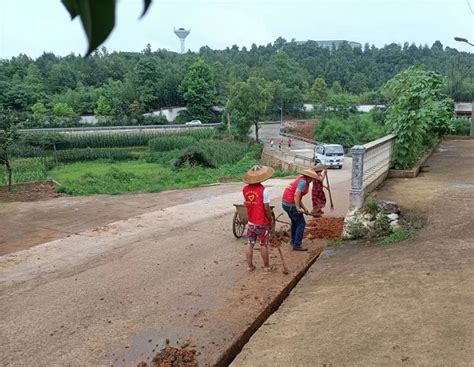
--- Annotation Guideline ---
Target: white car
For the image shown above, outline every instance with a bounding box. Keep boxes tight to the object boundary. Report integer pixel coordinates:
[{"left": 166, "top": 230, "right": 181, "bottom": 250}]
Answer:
[
  {"left": 313, "top": 144, "right": 345, "bottom": 169},
  {"left": 185, "top": 120, "right": 202, "bottom": 126}
]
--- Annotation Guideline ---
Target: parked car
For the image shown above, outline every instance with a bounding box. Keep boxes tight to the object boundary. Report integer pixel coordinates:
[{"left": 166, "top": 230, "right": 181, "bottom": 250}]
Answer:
[
  {"left": 185, "top": 120, "right": 202, "bottom": 126},
  {"left": 313, "top": 143, "right": 344, "bottom": 169}
]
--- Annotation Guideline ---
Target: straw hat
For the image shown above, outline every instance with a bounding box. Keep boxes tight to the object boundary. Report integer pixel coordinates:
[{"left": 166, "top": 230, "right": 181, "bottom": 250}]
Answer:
[
  {"left": 299, "top": 169, "right": 320, "bottom": 180},
  {"left": 243, "top": 165, "right": 275, "bottom": 184},
  {"left": 313, "top": 163, "right": 327, "bottom": 172}
]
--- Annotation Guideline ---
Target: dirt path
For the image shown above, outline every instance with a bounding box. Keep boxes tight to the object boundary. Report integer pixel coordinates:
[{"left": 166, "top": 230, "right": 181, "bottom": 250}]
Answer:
[
  {"left": 0, "top": 171, "right": 350, "bottom": 366},
  {"left": 232, "top": 139, "right": 474, "bottom": 366}
]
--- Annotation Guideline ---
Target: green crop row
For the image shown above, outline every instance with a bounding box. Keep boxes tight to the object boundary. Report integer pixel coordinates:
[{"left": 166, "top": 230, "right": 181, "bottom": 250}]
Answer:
[
  {"left": 148, "top": 135, "right": 197, "bottom": 152},
  {"left": 53, "top": 148, "right": 133, "bottom": 163},
  {"left": 20, "top": 129, "right": 216, "bottom": 150},
  {"left": 0, "top": 158, "right": 49, "bottom": 185}
]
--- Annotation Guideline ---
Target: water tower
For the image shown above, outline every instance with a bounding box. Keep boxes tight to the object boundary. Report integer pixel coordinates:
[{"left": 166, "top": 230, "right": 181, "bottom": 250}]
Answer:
[{"left": 174, "top": 27, "right": 191, "bottom": 54}]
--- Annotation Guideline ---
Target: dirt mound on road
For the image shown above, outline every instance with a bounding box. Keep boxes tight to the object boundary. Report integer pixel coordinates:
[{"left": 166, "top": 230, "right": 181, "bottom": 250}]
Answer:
[
  {"left": 271, "top": 217, "right": 344, "bottom": 246},
  {"left": 306, "top": 217, "right": 344, "bottom": 240},
  {"left": 138, "top": 345, "right": 198, "bottom": 367},
  {"left": 0, "top": 181, "right": 61, "bottom": 202}
]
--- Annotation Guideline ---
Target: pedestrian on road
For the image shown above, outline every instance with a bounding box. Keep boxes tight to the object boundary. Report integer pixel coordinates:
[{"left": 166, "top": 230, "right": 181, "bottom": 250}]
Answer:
[
  {"left": 270, "top": 139, "right": 275, "bottom": 150},
  {"left": 281, "top": 169, "right": 319, "bottom": 251},
  {"left": 288, "top": 138, "right": 292, "bottom": 149},
  {"left": 242, "top": 165, "right": 275, "bottom": 272},
  {"left": 278, "top": 138, "right": 284, "bottom": 151},
  {"left": 311, "top": 164, "right": 328, "bottom": 217}
]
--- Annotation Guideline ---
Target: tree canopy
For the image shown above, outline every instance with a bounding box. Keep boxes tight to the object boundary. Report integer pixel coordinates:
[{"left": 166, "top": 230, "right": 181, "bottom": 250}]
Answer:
[{"left": 0, "top": 38, "right": 472, "bottom": 127}]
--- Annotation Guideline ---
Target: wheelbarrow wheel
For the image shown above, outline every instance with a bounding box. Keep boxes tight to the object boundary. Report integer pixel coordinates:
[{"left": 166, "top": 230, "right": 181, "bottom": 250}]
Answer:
[{"left": 232, "top": 212, "right": 246, "bottom": 239}]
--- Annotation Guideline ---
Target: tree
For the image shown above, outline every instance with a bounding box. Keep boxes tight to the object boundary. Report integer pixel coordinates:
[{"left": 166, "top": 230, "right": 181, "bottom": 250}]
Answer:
[
  {"left": 346, "top": 73, "right": 369, "bottom": 94},
  {"left": 330, "top": 81, "right": 343, "bottom": 94},
  {"left": 179, "top": 59, "right": 217, "bottom": 123},
  {"left": 384, "top": 66, "right": 454, "bottom": 169},
  {"left": 31, "top": 102, "right": 49, "bottom": 126},
  {"left": 53, "top": 102, "right": 76, "bottom": 118},
  {"left": 308, "top": 78, "right": 328, "bottom": 104},
  {"left": 94, "top": 96, "right": 113, "bottom": 117},
  {"left": 0, "top": 108, "right": 21, "bottom": 190},
  {"left": 132, "top": 58, "right": 162, "bottom": 110},
  {"left": 227, "top": 77, "right": 272, "bottom": 141}
]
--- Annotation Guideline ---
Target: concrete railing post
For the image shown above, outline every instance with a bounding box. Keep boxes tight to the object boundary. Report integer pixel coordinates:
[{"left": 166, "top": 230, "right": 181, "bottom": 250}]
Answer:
[{"left": 350, "top": 145, "right": 366, "bottom": 211}]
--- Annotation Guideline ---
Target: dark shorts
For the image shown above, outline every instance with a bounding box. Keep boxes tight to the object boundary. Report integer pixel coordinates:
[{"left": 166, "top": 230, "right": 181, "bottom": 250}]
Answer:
[{"left": 247, "top": 223, "right": 271, "bottom": 247}]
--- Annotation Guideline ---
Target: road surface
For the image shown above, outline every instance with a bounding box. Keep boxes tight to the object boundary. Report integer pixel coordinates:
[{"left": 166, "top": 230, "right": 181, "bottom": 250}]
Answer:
[{"left": 0, "top": 169, "right": 351, "bottom": 366}]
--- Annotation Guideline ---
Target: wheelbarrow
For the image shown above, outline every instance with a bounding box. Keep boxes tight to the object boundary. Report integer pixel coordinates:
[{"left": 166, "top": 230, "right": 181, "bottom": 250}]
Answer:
[{"left": 232, "top": 204, "right": 289, "bottom": 238}]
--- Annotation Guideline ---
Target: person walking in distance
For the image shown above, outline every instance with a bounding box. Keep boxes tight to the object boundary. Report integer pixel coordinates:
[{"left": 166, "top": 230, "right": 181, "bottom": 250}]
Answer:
[
  {"left": 242, "top": 165, "right": 275, "bottom": 272},
  {"left": 269, "top": 139, "right": 275, "bottom": 150},
  {"left": 281, "top": 169, "right": 319, "bottom": 251},
  {"left": 288, "top": 138, "right": 292, "bottom": 149},
  {"left": 311, "top": 164, "right": 328, "bottom": 217},
  {"left": 279, "top": 138, "right": 284, "bottom": 151}
]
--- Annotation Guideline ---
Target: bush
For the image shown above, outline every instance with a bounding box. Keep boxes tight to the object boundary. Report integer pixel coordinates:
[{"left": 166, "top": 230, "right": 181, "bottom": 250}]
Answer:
[
  {"left": 54, "top": 148, "right": 132, "bottom": 163},
  {"left": 314, "top": 112, "right": 386, "bottom": 148},
  {"left": 384, "top": 67, "right": 454, "bottom": 169},
  {"left": 174, "top": 146, "right": 216, "bottom": 168},
  {"left": 140, "top": 115, "right": 169, "bottom": 125},
  {"left": 451, "top": 117, "right": 470, "bottom": 136}
]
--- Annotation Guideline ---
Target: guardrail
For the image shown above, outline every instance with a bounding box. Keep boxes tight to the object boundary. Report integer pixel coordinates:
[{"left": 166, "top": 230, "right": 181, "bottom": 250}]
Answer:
[
  {"left": 19, "top": 123, "right": 221, "bottom": 134},
  {"left": 349, "top": 134, "right": 396, "bottom": 210},
  {"left": 263, "top": 147, "right": 314, "bottom": 168},
  {"left": 279, "top": 129, "right": 320, "bottom": 145}
]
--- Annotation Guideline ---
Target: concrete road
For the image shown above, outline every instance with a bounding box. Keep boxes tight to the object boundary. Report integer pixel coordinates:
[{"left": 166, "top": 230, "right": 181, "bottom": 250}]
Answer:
[
  {"left": 0, "top": 167, "right": 351, "bottom": 366},
  {"left": 232, "top": 139, "right": 474, "bottom": 366},
  {"left": 255, "top": 123, "right": 316, "bottom": 158}
]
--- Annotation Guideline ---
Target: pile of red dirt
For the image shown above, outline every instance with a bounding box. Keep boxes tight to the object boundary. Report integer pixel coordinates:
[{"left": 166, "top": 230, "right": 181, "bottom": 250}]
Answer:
[
  {"left": 305, "top": 217, "right": 344, "bottom": 240},
  {"left": 0, "top": 181, "right": 61, "bottom": 202},
  {"left": 138, "top": 345, "right": 198, "bottom": 367},
  {"left": 270, "top": 230, "right": 291, "bottom": 247},
  {"left": 283, "top": 120, "right": 318, "bottom": 140}
]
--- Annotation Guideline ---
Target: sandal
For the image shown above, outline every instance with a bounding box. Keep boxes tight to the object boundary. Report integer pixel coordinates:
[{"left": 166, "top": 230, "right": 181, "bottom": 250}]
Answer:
[{"left": 247, "top": 265, "right": 256, "bottom": 272}]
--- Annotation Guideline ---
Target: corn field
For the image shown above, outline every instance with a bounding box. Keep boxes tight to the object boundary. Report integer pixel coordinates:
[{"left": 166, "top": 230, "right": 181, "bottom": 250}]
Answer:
[
  {"left": 148, "top": 136, "right": 197, "bottom": 152},
  {"left": 198, "top": 140, "right": 256, "bottom": 166},
  {"left": 54, "top": 148, "right": 133, "bottom": 163},
  {"left": 54, "top": 129, "right": 216, "bottom": 150}
]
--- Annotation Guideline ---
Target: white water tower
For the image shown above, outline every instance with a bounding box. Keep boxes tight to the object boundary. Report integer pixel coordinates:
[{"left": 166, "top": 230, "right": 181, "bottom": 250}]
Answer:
[{"left": 174, "top": 27, "right": 191, "bottom": 54}]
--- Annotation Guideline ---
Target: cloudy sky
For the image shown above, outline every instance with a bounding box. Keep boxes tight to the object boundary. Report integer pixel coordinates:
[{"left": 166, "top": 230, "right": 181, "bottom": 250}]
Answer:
[{"left": 0, "top": 0, "right": 473, "bottom": 58}]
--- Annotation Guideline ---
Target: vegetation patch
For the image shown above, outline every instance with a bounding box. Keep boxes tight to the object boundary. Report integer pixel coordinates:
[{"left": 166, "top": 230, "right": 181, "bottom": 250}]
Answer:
[{"left": 383, "top": 229, "right": 411, "bottom": 244}]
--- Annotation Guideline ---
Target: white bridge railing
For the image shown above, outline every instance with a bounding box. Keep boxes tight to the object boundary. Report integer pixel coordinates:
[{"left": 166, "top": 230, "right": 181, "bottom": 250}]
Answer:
[{"left": 350, "top": 134, "right": 396, "bottom": 210}]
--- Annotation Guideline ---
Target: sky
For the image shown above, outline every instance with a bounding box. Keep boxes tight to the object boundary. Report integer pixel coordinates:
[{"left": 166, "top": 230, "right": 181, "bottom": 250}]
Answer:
[{"left": 0, "top": 0, "right": 473, "bottom": 58}]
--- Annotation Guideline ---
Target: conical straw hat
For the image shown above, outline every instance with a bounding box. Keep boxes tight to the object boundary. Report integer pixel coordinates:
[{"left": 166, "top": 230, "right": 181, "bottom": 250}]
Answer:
[
  {"left": 243, "top": 165, "right": 275, "bottom": 184},
  {"left": 298, "top": 169, "right": 320, "bottom": 180}
]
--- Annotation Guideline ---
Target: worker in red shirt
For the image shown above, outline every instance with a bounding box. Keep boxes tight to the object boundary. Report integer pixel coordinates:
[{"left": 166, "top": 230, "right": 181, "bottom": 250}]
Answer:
[
  {"left": 242, "top": 165, "right": 275, "bottom": 272},
  {"left": 281, "top": 169, "right": 319, "bottom": 251}
]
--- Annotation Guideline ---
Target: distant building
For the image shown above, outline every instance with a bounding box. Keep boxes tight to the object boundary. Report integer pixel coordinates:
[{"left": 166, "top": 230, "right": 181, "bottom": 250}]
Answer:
[
  {"left": 455, "top": 102, "right": 472, "bottom": 117},
  {"left": 295, "top": 40, "right": 362, "bottom": 49}
]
